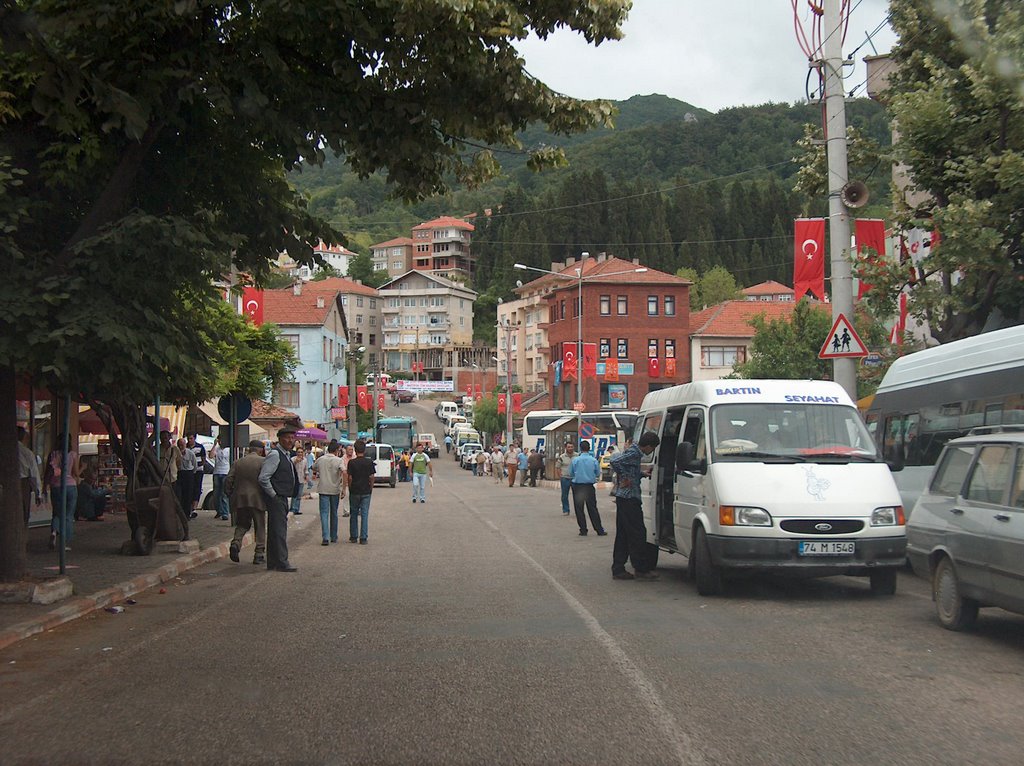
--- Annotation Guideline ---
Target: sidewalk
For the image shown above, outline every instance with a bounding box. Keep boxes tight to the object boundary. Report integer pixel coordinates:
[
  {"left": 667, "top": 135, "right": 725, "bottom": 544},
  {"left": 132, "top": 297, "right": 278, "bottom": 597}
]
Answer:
[{"left": 0, "top": 502, "right": 251, "bottom": 652}]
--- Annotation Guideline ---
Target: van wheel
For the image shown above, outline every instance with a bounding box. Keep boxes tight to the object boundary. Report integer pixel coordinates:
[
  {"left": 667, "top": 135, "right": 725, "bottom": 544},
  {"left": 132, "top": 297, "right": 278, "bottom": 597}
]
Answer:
[
  {"left": 693, "top": 526, "right": 723, "bottom": 596},
  {"left": 933, "top": 556, "right": 978, "bottom": 631},
  {"left": 869, "top": 568, "right": 897, "bottom": 596},
  {"left": 644, "top": 543, "right": 660, "bottom": 571}
]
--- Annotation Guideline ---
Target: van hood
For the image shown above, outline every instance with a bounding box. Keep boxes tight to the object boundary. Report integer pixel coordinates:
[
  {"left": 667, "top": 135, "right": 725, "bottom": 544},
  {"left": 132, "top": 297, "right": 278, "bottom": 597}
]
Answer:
[{"left": 710, "top": 461, "right": 902, "bottom": 516}]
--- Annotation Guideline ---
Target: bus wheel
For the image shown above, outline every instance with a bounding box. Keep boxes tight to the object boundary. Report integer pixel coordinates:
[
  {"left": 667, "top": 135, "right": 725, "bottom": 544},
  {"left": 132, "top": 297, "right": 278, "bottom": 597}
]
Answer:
[{"left": 693, "top": 526, "right": 723, "bottom": 596}]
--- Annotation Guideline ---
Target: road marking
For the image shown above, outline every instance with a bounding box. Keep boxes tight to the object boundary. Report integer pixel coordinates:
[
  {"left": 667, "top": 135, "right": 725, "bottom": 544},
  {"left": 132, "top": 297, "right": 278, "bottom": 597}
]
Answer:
[{"left": 471, "top": 512, "right": 704, "bottom": 766}]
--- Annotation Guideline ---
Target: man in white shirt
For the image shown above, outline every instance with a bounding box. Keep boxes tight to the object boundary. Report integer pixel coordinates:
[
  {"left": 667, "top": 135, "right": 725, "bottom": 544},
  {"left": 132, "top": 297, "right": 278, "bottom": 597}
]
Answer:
[
  {"left": 17, "top": 426, "right": 41, "bottom": 526},
  {"left": 211, "top": 439, "right": 232, "bottom": 520}
]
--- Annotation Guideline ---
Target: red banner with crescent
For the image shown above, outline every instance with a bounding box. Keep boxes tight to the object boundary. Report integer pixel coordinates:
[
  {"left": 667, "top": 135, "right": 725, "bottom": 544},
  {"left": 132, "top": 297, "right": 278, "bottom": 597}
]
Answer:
[
  {"left": 794, "top": 218, "right": 826, "bottom": 301},
  {"left": 337, "top": 386, "right": 349, "bottom": 408},
  {"left": 582, "top": 343, "right": 597, "bottom": 380},
  {"left": 357, "top": 385, "right": 369, "bottom": 412},
  {"left": 377, "top": 393, "right": 386, "bottom": 412},
  {"left": 855, "top": 218, "right": 887, "bottom": 299},
  {"left": 512, "top": 393, "right": 523, "bottom": 413},
  {"left": 465, "top": 383, "right": 472, "bottom": 398},
  {"left": 242, "top": 287, "right": 264, "bottom": 325},
  {"left": 562, "top": 342, "right": 578, "bottom": 381},
  {"left": 497, "top": 393, "right": 507, "bottom": 414},
  {"left": 604, "top": 358, "right": 619, "bottom": 381},
  {"left": 648, "top": 357, "right": 660, "bottom": 378},
  {"left": 664, "top": 357, "right": 677, "bottom": 377}
]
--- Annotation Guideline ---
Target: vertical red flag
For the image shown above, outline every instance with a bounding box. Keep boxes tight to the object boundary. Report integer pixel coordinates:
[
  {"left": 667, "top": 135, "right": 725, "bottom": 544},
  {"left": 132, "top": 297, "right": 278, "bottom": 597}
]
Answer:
[
  {"left": 497, "top": 393, "right": 507, "bottom": 413},
  {"left": 604, "top": 358, "right": 619, "bottom": 382},
  {"left": 242, "top": 287, "right": 264, "bottom": 325},
  {"left": 475, "top": 384, "right": 483, "bottom": 396},
  {"left": 337, "top": 386, "right": 349, "bottom": 408},
  {"left": 664, "top": 357, "right": 677, "bottom": 377},
  {"left": 357, "top": 385, "right": 369, "bottom": 412},
  {"left": 889, "top": 292, "right": 908, "bottom": 345},
  {"left": 465, "top": 383, "right": 473, "bottom": 398},
  {"left": 377, "top": 393, "right": 386, "bottom": 412},
  {"left": 855, "top": 219, "right": 887, "bottom": 299},
  {"left": 648, "top": 358, "right": 660, "bottom": 378},
  {"left": 562, "top": 342, "right": 578, "bottom": 381},
  {"left": 512, "top": 393, "right": 523, "bottom": 413},
  {"left": 582, "top": 343, "right": 597, "bottom": 380},
  {"left": 794, "top": 218, "right": 826, "bottom": 301}
]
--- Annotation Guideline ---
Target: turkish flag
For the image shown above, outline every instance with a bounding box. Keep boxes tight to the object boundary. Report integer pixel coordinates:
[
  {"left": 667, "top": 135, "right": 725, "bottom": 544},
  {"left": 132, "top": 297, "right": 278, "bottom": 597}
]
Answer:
[
  {"left": 648, "top": 357, "right": 660, "bottom": 378},
  {"left": 794, "top": 218, "right": 826, "bottom": 301},
  {"left": 512, "top": 393, "right": 523, "bottom": 413},
  {"left": 604, "top": 358, "right": 619, "bottom": 381},
  {"left": 465, "top": 383, "right": 472, "bottom": 398},
  {"left": 338, "top": 386, "right": 349, "bottom": 408},
  {"left": 377, "top": 393, "right": 386, "bottom": 412},
  {"left": 562, "top": 342, "right": 578, "bottom": 381},
  {"left": 475, "top": 392, "right": 483, "bottom": 404},
  {"left": 889, "top": 292, "right": 908, "bottom": 345},
  {"left": 357, "top": 385, "right": 369, "bottom": 412},
  {"left": 855, "top": 219, "right": 886, "bottom": 299},
  {"left": 242, "top": 287, "right": 264, "bottom": 325},
  {"left": 475, "top": 384, "right": 482, "bottom": 396},
  {"left": 582, "top": 343, "right": 597, "bottom": 380},
  {"left": 497, "top": 393, "right": 507, "bottom": 413},
  {"left": 664, "top": 358, "right": 677, "bottom": 377}
]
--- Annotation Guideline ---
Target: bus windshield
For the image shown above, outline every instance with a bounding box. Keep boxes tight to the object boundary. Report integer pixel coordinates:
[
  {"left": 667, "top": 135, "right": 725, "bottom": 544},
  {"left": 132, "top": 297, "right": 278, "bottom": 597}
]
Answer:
[
  {"left": 710, "top": 404, "right": 879, "bottom": 462},
  {"left": 376, "top": 418, "right": 417, "bottom": 451}
]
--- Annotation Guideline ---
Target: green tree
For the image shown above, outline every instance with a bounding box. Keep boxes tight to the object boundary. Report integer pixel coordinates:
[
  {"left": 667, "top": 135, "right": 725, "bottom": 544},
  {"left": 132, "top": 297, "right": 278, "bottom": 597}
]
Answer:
[
  {"left": 733, "top": 300, "right": 833, "bottom": 381},
  {"left": 872, "top": 0, "right": 1024, "bottom": 340},
  {"left": 699, "top": 266, "right": 743, "bottom": 306},
  {"left": 0, "top": 0, "right": 629, "bottom": 581},
  {"left": 472, "top": 395, "right": 504, "bottom": 440},
  {"left": 311, "top": 265, "right": 340, "bottom": 281},
  {"left": 675, "top": 266, "right": 701, "bottom": 309},
  {"left": 347, "top": 252, "right": 388, "bottom": 288}
]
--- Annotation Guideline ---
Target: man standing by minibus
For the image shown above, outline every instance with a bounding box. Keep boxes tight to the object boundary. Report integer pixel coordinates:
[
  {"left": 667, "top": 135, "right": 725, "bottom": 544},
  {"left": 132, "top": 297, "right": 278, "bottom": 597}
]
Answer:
[{"left": 609, "top": 431, "right": 661, "bottom": 580}]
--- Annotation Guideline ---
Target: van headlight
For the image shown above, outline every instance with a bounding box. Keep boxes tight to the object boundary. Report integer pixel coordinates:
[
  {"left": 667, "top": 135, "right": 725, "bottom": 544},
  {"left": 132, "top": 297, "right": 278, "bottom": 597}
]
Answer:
[
  {"left": 871, "top": 506, "right": 906, "bottom": 526},
  {"left": 720, "top": 506, "right": 772, "bottom": 527}
]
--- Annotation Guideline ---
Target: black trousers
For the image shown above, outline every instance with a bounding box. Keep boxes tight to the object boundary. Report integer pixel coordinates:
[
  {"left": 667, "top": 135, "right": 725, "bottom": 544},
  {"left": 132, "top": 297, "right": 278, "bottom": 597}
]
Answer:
[
  {"left": 612, "top": 496, "right": 651, "bottom": 574},
  {"left": 266, "top": 494, "right": 291, "bottom": 569},
  {"left": 571, "top": 483, "right": 604, "bottom": 534}
]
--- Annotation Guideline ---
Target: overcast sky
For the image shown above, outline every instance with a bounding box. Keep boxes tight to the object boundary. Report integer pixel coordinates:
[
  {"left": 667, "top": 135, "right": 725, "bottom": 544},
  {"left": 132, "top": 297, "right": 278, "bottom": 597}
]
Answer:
[{"left": 515, "top": 0, "right": 898, "bottom": 112}]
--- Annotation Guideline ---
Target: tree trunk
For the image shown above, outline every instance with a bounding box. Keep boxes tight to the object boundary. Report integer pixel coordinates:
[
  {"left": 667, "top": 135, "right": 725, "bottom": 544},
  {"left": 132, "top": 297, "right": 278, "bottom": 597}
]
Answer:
[{"left": 0, "top": 365, "right": 28, "bottom": 582}]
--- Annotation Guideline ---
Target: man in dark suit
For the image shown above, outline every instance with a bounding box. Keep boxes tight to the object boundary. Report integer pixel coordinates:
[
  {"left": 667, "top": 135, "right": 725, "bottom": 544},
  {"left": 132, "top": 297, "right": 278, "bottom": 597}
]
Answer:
[
  {"left": 225, "top": 440, "right": 267, "bottom": 565},
  {"left": 257, "top": 427, "right": 299, "bottom": 572}
]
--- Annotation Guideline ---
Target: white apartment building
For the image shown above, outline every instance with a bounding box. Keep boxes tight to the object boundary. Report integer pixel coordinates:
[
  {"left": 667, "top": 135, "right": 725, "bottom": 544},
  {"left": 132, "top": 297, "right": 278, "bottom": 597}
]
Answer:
[{"left": 498, "top": 284, "right": 552, "bottom": 394}]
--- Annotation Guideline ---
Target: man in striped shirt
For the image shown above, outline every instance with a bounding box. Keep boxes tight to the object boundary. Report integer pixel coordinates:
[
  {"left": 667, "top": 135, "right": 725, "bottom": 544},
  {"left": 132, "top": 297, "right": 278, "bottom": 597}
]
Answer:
[{"left": 609, "top": 431, "right": 661, "bottom": 581}]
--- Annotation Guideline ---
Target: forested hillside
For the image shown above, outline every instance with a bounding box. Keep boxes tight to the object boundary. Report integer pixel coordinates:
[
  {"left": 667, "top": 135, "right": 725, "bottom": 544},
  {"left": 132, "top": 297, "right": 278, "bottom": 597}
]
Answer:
[{"left": 291, "top": 95, "right": 891, "bottom": 304}]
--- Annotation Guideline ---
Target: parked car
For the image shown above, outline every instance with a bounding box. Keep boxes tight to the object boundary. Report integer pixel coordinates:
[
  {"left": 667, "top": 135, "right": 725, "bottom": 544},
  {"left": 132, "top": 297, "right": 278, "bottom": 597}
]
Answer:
[
  {"left": 907, "top": 427, "right": 1024, "bottom": 630},
  {"left": 418, "top": 433, "right": 439, "bottom": 458},
  {"left": 459, "top": 442, "right": 484, "bottom": 469},
  {"left": 394, "top": 390, "right": 416, "bottom": 404},
  {"left": 364, "top": 443, "right": 397, "bottom": 488}
]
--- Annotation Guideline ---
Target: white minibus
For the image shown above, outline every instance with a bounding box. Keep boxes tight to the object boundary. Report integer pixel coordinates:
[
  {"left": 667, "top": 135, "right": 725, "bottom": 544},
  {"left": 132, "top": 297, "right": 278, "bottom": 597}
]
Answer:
[{"left": 635, "top": 380, "right": 906, "bottom": 596}]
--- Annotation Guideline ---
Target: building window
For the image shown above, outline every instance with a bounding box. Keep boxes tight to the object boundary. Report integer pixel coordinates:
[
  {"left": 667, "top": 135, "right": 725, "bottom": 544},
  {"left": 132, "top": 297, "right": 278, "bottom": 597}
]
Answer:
[
  {"left": 665, "top": 339, "right": 676, "bottom": 359},
  {"left": 648, "top": 295, "right": 659, "bottom": 316},
  {"left": 701, "top": 346, "right": 747, "bottom": 367},
  {"left": 664, "top": 295, "right": 676, "bottom": 316},
  {"left": 599, "top": 338, "right": 611, "bottom": 358},
  {"left": 369, "top": 316, "right": 376, "bottom": 326},
  {"left": 369, "top": 334, "right": 376, "bottom": 345},
  {"left": 560, "top": 300, "right": 566, "bottom": 320},
  {"left": 356, "top": 314, "right": 363, "bottom": 324},
  {"left": 648, "top": 339, "right": 659, "bottom": 358},
  {"left": 323, "top": 337, "right": 329, "bottom": 362},
  {"left": 275, "top": 382, "right": 300, "bottom": 408},
  {"left": 370, "top": 299, "right": 376, "bottom": 309},
  {"left": 356, "top": 297, "right": 364, "bottom": 307},
  {"left": 572, "top": 296, "right": 580, "bottom": 318},
  {"left": 282, "top": 334, "right": 300, "bottom": 355},
  {"left": 617, "top": 338, "right": 628, "bottom": 359},
  {"left": 341, "top": 296, "right": 347, "bottom": 305},
  {"left": 600, "top": 295, "right": 611, "bottom": 315},
  {"left": 617, "top": 296, "right": 628, "bottom": 315}
]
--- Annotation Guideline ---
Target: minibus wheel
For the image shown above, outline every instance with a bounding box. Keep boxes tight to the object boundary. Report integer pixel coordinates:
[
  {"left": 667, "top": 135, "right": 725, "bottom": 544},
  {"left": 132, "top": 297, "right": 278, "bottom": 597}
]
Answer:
[
  {"left": 693, "top": 526, "right": 723, "bottom": 596},
  {"left": 645, "top": 542, "right": 660, "bottom": 571}
]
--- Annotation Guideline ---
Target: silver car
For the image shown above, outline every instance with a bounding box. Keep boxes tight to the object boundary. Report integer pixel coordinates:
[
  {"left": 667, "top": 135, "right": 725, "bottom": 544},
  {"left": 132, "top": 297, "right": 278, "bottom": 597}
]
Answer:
[{"left": 907, "top": 427, "right": 1024, "bottom": 630}]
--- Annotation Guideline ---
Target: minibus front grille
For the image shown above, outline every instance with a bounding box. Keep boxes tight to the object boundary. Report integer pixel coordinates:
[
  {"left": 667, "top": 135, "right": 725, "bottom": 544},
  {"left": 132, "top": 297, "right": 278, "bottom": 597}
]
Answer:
[{"left": 779, "top": 519, "right": 864, "bottom": 535}]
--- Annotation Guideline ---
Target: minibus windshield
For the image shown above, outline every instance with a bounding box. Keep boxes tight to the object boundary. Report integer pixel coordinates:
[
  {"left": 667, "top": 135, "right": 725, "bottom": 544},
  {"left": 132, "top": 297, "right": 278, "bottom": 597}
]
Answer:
[{"left": 710, "top": 403, "right": 879, "bottom": 463}]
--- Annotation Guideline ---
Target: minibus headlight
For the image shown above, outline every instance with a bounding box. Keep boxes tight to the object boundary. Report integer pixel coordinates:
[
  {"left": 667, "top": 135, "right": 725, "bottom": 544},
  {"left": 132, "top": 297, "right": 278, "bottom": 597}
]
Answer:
[
  {"left": 871, "top": 506, "right": 905, "bottom": 526},
  {"left": 720, "top": 506, "right": 772, "bottom": 527}
]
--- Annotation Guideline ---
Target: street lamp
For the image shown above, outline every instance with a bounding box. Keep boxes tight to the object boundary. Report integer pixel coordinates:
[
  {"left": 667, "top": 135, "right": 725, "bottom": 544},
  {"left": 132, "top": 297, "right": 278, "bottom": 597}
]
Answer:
[{"left": 514, "top": 257, "right": 647, "bottom": 446}]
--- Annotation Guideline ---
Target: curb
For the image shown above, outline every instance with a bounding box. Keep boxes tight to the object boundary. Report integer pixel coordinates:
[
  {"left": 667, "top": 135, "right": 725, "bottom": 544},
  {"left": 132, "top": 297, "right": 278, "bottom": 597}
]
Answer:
[{"left": 0, "top": 533, "right": 251, "bottom": 653}]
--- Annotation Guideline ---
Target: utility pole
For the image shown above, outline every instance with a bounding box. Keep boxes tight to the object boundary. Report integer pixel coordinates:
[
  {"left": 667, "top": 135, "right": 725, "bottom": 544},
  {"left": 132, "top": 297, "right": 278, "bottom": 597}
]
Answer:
[
  {"left": 822, "top": 0, "right": 857, "bottom": 399},
  {"left": 347, "top": 347, "right": 358, "bottom": 440}
]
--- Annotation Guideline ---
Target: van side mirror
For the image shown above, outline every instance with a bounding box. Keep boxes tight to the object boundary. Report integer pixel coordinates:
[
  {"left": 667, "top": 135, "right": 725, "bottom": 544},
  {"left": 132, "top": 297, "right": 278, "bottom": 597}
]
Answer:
[
  {"left": 675, "top": 442, "right": 704, "bottom": 475},
  {"left": 884, "top": 445, "right": 905, "bottom": 472}
]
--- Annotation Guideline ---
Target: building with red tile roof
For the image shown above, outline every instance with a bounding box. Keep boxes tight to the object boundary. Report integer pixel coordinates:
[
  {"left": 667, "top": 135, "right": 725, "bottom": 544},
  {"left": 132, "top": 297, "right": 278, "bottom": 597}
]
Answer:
[
  {"left": 370, "top": 237, "right": 416, "bottom": 280},
  {"left": 741, "top": 280, "right": 794, "bottom": 301},
  {"left": 410, "top": 216, "right": 475, "bottom": 280}
]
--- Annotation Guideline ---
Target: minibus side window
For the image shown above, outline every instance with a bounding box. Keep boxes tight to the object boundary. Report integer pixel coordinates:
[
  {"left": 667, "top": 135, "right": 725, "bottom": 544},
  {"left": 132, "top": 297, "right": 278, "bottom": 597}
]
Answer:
[
  {"left": 637, "top": 413, "right": 662, "bottom": 465},
  {"left": 681, "top": 409, "right": 706, "bottom": 462}
]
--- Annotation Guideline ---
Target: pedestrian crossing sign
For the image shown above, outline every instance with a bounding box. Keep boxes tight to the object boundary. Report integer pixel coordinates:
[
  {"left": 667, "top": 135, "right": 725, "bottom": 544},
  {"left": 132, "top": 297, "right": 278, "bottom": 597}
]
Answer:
[{"left": 819, "top": 313, "right": 868, "bottom": 359}]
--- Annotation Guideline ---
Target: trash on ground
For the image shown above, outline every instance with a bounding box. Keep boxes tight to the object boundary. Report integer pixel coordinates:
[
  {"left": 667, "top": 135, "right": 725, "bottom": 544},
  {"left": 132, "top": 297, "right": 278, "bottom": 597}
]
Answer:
[
  {"left": 158, "top": 588, "right": 167, "bottom": 594},
  {"left": 125, "top": 598, "right": 138, "bottom": 605},
  {"left": 102, "top": 647, "right": 113, "bottom": 652},
  {"left": 105, "top": 606, "right": 125, "bottom": 614}
]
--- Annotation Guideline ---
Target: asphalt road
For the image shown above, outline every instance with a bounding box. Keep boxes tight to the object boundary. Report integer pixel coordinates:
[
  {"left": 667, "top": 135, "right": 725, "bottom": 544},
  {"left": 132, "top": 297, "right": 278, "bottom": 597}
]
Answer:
[{"left": 2, "top": 400, "right": 1023, "bottom": 765}]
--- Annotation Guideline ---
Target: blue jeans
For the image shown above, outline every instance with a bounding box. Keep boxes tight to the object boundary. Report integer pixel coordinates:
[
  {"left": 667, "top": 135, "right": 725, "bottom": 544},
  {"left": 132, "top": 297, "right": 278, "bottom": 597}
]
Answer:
[
  {"left": 213, "top": 474, "right": 229, "bottom": 518},
  {"left": 560, "top": 477, "right": 572, "bottom": 514},
  {"left": 50, "top": 484, "right": 78, "bottom": 545},
  {"left": 349, "top": 494, "right": 371, "bottom": 540},
  {"left": 411, "top": 472, "right": 427, "bottom": 501},
  {"left": 319, "top": 494, "right": 340, "bottom": 542},
  {"left": 290, "top": 494, "right": 302, "bottom": 513}
]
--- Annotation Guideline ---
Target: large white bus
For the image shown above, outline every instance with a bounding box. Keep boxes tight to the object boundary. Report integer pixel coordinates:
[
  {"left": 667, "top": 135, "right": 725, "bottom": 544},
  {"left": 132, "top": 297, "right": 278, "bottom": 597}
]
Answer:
[
  {"left": 865, "top": 324, "right": 1024, "bottom": 513},
  {"left": 521, "top": 409, "right": 639, "bottom": 456}
]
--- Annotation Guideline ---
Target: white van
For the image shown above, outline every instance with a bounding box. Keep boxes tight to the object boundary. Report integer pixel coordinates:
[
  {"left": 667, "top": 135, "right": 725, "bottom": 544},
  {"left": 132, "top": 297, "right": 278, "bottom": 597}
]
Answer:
[
  {"left": 365, "top": 443, "right": 397, "bottom": 488},
  {"left": 436, "top": 401, "right": 458, "bottom": 421},
  {"left": 444, "top": 414, "right": 468, "bottom": 436},
  {"left": 635, "top": 380, "right": 906, "bottom": 596},
  {"left": 453, "top": 427, "right": 480, "bottom": 454}
]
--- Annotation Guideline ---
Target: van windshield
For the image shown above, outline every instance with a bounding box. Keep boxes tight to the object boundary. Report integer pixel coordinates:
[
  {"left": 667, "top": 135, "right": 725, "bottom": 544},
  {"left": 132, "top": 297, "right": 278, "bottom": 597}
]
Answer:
[{"left": 710, "top": 404, "right": 879, "bottom": 463}]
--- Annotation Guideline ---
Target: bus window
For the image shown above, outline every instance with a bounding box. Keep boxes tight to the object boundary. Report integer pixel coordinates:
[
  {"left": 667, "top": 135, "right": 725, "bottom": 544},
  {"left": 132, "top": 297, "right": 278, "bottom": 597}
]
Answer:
[{"left": 615, "top": 413, "right": 638, "bottom": 435}]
